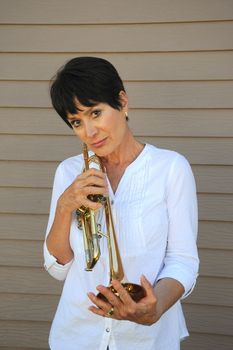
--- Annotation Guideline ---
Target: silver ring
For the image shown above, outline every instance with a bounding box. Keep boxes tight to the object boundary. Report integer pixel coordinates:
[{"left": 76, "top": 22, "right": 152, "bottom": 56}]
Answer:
[{"left": 106, "top": 306, "right": 114, "bottom": 317}]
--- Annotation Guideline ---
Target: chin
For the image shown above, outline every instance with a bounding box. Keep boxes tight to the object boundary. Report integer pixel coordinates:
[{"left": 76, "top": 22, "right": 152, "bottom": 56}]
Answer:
[
  {"left": 92, "top": 145, "right": 114, "bottom": 158},
  {"left": 93, "top": 149, "right": 109, "bottom": 157}
]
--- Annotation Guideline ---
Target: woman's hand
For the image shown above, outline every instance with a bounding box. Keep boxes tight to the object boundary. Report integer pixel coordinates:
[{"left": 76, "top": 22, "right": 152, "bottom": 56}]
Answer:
[
  {"left": 58, "top": 168, "right": 108, "bottom": 214},
  {"left": 87, "top": 275, "right": 161, "bottom": 326},
  {"left": 46, "top": 168, "right": 108, "bottom": 265}
]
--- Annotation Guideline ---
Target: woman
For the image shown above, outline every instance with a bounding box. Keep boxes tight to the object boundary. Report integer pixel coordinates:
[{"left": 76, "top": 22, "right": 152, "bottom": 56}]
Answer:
[{"left": 44, "top": 57, "right": 199, "bottom": 350}]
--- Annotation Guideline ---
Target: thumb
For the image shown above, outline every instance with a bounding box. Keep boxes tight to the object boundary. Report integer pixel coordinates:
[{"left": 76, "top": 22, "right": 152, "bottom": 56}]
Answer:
[{"left": 140, "top": 275, "right": 156, "bottom": 298}]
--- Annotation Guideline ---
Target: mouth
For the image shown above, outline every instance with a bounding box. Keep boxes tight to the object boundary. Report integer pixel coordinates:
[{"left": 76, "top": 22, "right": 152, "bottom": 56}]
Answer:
[{"left": 91, "top": 138, "right": 108, "bottom": 148}]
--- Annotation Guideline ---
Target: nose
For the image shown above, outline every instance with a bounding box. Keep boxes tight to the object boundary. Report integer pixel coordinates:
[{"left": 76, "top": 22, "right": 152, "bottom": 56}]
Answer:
[{"left": 84, "top": 121, "right": 98, "bottom": 138}]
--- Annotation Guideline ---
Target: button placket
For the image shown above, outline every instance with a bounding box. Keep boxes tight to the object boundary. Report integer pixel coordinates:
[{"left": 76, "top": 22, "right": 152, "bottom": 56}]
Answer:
[{"left": 105, "top": 317, "right": 112, "bottom": 334}]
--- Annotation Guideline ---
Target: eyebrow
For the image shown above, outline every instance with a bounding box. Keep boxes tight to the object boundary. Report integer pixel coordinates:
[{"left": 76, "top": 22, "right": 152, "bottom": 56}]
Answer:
[{"left": 67, "top": 106, "right": 96, "bottom": 121}]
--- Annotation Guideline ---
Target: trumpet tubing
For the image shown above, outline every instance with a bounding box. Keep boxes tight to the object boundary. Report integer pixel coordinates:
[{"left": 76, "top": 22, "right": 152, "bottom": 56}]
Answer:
[
  {"left": 76, "top": 143, "right": 124, "bottom": 281},
  {"left": 76, "top": 143, "right": 146, "bottom": 302}
]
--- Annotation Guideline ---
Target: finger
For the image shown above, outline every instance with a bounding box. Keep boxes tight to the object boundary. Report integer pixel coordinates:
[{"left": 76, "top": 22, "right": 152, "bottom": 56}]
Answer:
[
  {"left": 111, "top": 280, "right": 134, "bottom": 305},
  {"left": 87, "top": 292, "right": 111, "bottom": 313},
  {"left": 80, "top": 198, "right": 102, "bottom": 211},
  {"left": 140, "top": 275, "right": 156, "bottom": 299},
  {"left": 82, "top": 175, "right": 108, "bottom": 189},
  {"left": 87, "top": 293, "right": 116, "bottom": 319},
  {"left": 78, "top": 168, "right": 106, "bottom": 181},
  {"left": 96, "top": 285, "right": 121, "bottom": 307},
  {"left": 83, "top": 185, "right": 108, "bottom": 197},
  {"left": 88, "top": 305, "right": 106, "bottom": 317}
]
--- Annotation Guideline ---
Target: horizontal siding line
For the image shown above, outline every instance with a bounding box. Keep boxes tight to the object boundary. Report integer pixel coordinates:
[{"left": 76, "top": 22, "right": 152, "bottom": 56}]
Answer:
[
  {"left": 1, "top": 212, "right": 232, "bottom": 221},
  {"left": 0, "top": 160, "right": 59, "bottom": 165},
  {"left": 1, "top": 49, "right": 233, "bottom": 54},
  {"left": 0, "top": 319, "right": 51, "bottom": 324},
  {"left": 0, "top": 212, "right": 48, "bottom": 217},
  {"left": 1, "top": 51, "right": 233, "bottom": 57},
  {"left": 0, "top": 185, "right": 51, "bottom": 190},
  {"left": 3, "top": 264, "right": 232, "bottom": 277},
  {"left": 0, "top": 216, "right": 230, "bottom": 224},
  {"left": 0, "top": 106, "right": 233, "bottom": 112},
  {"left": 1, "top": 50, "right": 233, "bottom": 58},
  {"left": 1, "top": 267, "right": 233, "bottom": 282},
  {"left": 0, "top": 217, "right": 220, "bottom": 224},
  {"left": 0, "top": 348, "right": 48, "bottom": 350},
  {"left": 200, "top": 272, "right": 233, "bottom": 278},
  {"left": 196, "top": 275, "right": 233, "bottom": 282},
  {"left": 0, "top": 292, "right": 233, "bottom": 309},
  {"left": 186, "top": 331, "right": 233, "bottom": 338},
  {"left": 183, "top": 300, "right": 233, "bottom": 308},
  {"left": 199, "top": 219, "right": 233, "bottom": 224},
  {"left": 0, "top": 347, "right": 46, "bottom": 350},
  {"left": 1, "top": 185, "right": 233, "bottom": 195},
  {"left": 0, "top": 159, "right": 57, "bottom": 164},
  {"left": 0, "top": 213, "right": 230, "bottom": 222},
  {"left": 199, "top": 247, "right": 233, "bottom": 252},
  {"left": 0, "top": 212, "right": 47, "bottom": 216},
  {"left": 0, "top": 162, "right": 233, "bottom": 167},
  {"left": 1, "top": 134, "right": 233, "bottom": 139},
  {"left": 0, "top": 161, "right": 232, "bottom": 167},
  {"left": 0, "top": 292, "right": 59, "bottom": 298},
  {"left": 0, "top": 21, "right": 224, "bottom": 26},
  {"left": 0, "top": 282, "right": 232, "bottom": 298},
  {"left": 0, "top": 266, "right": 43, "bottom": 271},
  {"left": 198, "top": 191, "right": 233, "bottom": 196},
  {"left": 1, "top": 51, "right": 233, "bottom": 56},
  {"left": 1, "top": 79, "right": 233, "bottom": 83},
  {"left": 1, "top": 107, "right": 233, "bottom": 111},
  {"left": 1, "top": 19, "right": 233, "bottom": 26},
  {"left": 0, "top": 239, "right": 45, "bottom": 243},
  {"left": 0, "top": 265, "right": 44, "bottom": 269},
  {"left": 1, "top": 237, "right": 233, "bottom": 251},
  {"left": 185, "top": 301, "right": 233, "bottom": 308},
  {"left": 1, "top": 238, "right": 233, "bottom": 252}
]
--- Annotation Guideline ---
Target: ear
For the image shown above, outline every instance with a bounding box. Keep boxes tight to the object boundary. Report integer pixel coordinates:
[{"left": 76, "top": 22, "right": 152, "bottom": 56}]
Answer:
[{"left": 119, "top": 90, "right": 128, "bottom": 111}]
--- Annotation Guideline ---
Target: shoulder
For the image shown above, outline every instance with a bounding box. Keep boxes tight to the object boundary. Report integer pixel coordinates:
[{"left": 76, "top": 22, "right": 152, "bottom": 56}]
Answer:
[
  {"left": 59, "top": 153, "right": 83, "bottom": 171},
  {"left": 144, "top": 144, "right": 194, "bottom": 186},
  {"left": 54, "top": 153, "right": 84, "bottom": 184},
  {"left": 145, "top": 143, "right": 189, "bottom": 168}
]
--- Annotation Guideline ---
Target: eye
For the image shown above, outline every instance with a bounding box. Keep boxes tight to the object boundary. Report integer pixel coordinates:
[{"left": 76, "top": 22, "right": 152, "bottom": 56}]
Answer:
[
  {"left": 92, "top": 109, "right": 101, "bottom": 118},
  {"left": 70, "top": 119, "right": 81, "bottom": 128}
]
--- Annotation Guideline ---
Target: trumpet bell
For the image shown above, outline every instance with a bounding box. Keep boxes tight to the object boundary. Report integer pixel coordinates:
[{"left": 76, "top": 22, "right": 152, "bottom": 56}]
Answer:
[{"left": 97, "top": 282, "right": 146, "bottom": 303}]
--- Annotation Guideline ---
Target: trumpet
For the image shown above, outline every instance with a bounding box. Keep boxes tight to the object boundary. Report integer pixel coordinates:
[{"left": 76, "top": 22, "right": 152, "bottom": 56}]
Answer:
[{"left": 76, "top": 143, "right": 145, "bottom": 302}]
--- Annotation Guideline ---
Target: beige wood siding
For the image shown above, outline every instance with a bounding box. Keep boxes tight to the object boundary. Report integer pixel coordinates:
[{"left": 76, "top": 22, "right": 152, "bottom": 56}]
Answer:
[{"left": 0, "top": 1, "right": 233, "bottom": 348}]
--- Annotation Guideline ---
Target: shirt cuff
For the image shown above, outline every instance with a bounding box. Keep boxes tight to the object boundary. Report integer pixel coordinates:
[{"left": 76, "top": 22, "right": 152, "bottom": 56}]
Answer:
[
  {"left": 43, "top": 241, "right": 73, "bottom": 281},
  {"left": 157, "top": 265, "right": 198, "bottom": 299}
]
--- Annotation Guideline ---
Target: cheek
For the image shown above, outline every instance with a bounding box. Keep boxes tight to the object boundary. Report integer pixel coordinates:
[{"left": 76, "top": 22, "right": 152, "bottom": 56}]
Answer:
[
  {"left": 107, "top": 114, "right": 125, "bottom": 136},
  {"left": 73, "top": 126, "right": 83, "bottom": 136}
]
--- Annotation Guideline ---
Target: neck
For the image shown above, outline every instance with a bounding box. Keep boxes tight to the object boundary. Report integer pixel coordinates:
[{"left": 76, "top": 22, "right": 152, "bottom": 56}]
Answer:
[{"left": 101, "top": 130, "right": 144, "bottom": 168}]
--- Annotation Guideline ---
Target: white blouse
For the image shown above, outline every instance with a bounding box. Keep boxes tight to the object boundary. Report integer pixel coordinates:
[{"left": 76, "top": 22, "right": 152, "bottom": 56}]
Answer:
[{"left": 44, "top": 144, "right": 199, "bottom": 350}]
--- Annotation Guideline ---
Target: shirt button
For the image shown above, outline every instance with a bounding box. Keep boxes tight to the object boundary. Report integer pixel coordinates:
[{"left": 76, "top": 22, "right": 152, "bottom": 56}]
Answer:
[
  {"left": 106, "top": 328, "right": 110, "bottom": 332},
  {"left": 111, "top": 200, "right": 114, "bottom": 205}
]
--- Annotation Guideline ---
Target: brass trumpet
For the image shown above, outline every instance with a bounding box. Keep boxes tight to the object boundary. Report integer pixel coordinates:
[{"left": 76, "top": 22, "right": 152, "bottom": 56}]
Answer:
[{"left": 76, "top": 144, "right": 145, "bottom": 302}]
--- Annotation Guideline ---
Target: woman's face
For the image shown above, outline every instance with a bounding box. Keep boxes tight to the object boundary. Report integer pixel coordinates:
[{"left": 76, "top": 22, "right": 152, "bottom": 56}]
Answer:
[{"left": 66, "top": 93, "right": 129, "bottom": 157}]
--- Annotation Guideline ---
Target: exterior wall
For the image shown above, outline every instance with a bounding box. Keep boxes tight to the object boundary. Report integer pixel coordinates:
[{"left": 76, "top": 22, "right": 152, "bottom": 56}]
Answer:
[{"left": 0, "top": 1, "right": 233, "bottom": 348}]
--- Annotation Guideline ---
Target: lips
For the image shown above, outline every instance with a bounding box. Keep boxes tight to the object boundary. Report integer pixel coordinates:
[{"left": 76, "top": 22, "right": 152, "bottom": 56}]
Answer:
[{"left": 91, "top": 138, "right": 107, "bottom": 148}]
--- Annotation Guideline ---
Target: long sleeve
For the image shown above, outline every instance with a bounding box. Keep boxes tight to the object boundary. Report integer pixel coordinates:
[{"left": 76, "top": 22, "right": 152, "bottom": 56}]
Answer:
[
  {"left": 157, "top": 154, "right": 199, "bottom": 298},
  {"left": 43, "top": 163, "right": 74, "bottom": 281}
]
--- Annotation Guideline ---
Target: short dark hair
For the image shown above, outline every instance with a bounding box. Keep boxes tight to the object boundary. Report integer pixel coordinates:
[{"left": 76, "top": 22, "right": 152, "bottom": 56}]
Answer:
[{"left": 50, "top": 56, "right": 126, "bottom": 128}]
